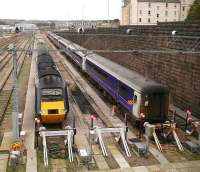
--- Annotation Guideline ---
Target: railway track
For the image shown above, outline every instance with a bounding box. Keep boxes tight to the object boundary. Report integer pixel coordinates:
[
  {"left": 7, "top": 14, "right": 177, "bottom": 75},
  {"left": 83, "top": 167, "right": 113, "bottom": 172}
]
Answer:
[
  {"left": 43, "top": 37, "right": 157, "bottom": 170},
  {"left": 45, "top": 34, "right": 200, "bottom": 170},
  {"left": 48, "top": 36, "right": 153, "bottom": 169},
  {"left": 0, "top": 38, "right": 25, "bottom": 72},
  {"left": 56, "top": 56, "right": 165, "bottom": 169},
  {"left": 0, "top": 39, "right": 28, "bottom": 91},
  {"left": 0, "top": 35, "right": 26, "bottom": 68},
  {"left": 36, "top": 34, "right": 200, "bottom": 172},
  {"left": 0, "top": 37, "right": 32, "bottom": 131},
  {"left": 58, "top": 55, "right": 191, "bottom": 164},
  {"left": 0, "top": 35, "right": 19, "bottom": 55}
]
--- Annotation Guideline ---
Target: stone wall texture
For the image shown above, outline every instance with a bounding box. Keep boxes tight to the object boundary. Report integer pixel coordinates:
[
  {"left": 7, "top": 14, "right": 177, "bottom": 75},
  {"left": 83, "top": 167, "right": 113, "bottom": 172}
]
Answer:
[{"left": 56, "top": 23, "right": 200, "bottom": 117}]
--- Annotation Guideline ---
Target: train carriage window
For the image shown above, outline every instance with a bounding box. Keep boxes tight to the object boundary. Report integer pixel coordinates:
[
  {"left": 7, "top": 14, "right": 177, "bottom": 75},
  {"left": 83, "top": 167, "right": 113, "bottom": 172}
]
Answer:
[
  {"left": 98, "top": 69, "right": 108, "bottom": 80},
  {"left": 134, "top": 95, "right": 137, "bottom": 103},
  {"left": 90, "top": 64, "right": 108, "bottom": 80},
  {"left": 119, "top": 84, "right": 129, "bottom": 98}
]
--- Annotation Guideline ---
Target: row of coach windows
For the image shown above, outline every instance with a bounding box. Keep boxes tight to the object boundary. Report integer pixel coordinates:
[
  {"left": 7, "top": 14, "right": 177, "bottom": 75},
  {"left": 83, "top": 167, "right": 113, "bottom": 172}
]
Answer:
[
  {"left": 95, "top": 67, "right": 108, "bottom": 80},
  {"left": 88, "top": 62, "right": 108, "bottom": 80}
]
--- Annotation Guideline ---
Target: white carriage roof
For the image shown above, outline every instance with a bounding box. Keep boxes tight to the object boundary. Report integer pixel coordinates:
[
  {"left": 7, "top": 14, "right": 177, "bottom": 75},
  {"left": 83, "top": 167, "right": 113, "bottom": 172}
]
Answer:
[
  {"left": 86, "top": 53, "right": 165, "bottom": 93},
  {"left": 54, "top": 33, "right": 167, "bottom": 93}
]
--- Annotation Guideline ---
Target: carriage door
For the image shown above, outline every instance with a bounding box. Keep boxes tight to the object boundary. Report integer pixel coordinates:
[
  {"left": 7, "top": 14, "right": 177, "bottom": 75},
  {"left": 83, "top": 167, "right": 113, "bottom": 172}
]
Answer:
[
  {"left": 132, "top": 92, "right": 141, "bottom": 118},
  {"left": 151, "top": 92, "right": 164, "bottom": 122},
  {"left": 118, "top": 82, "right": 133, "bottom": 112}
]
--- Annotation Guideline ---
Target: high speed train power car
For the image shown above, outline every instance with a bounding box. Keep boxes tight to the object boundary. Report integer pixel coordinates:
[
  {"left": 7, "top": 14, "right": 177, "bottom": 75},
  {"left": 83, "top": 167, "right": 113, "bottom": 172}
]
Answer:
[
  {"left": 48, "top": 32, "right": 169, "bottom": 123},
  {"left": 35, "top": 41, "right": 69, "bottom": 124}
]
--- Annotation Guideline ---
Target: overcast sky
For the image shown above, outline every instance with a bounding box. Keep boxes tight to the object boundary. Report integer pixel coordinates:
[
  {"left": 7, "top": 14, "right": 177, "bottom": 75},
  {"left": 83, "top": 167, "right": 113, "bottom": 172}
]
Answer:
[{"left": 0, "top": 0, "right": 122, "bottom": 21}]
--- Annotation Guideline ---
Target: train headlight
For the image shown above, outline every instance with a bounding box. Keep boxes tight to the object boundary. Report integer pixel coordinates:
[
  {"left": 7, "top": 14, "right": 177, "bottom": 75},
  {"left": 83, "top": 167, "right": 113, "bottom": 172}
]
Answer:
[
  {"left": 35, "top": 117, "right": 40, "bottom": 124},
  {"left": 59, "top": 109, "right": 66, "bottom": 114},
  {"left": 144, "top": 101, "right": 149, "bottom": 107},
  {"left": 40, "top": 110, "right": 46, "bottom": 115}
]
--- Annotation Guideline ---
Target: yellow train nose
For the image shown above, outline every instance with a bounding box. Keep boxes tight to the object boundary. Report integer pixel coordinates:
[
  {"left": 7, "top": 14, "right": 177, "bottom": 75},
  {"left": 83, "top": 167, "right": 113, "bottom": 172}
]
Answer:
[
  {"left": 41, "top": 101, "right": 65, "bottom": 112},
  {"left": 41, "top": 114, "right": 65, "bottom": 124},
  {"left": 40, "top": 101, "right": 66, "bottom": 124}
]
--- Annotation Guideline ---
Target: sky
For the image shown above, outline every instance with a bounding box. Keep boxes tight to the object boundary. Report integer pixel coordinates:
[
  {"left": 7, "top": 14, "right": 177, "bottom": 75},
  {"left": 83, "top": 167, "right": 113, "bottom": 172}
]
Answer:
[{"left": 0, "top": 0, "right": 122, "bottom": 21}]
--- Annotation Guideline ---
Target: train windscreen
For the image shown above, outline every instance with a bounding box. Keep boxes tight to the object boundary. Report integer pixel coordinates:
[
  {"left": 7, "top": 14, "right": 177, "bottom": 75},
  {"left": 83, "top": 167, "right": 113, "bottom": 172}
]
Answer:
[{"left": 41, "top": 88, "right": 63, "bottom": 100}]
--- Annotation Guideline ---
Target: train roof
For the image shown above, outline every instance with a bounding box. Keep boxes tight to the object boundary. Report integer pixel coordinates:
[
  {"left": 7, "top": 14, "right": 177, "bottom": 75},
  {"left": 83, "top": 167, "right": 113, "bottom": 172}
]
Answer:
[
  {"left": 36, "top": 46, "right": 61, "bottom": 79},
  {"left": 50, "top": 32, "right": 168, "bottom": 93},
  {"left": 37, "top": 42, "right": 50, "bottom": 57},
  {"left": 51, "top": 33, "right": 86, "bottom": 58},
  {"left": 86, "top": 54, "right": 168, "bottom": 93},
  {"left": 39, "top": 75, "right": 64, "bottom": 88},
  {"left": 38, "top": 68, "right": 61, "bottom": 78},
  {"left": 37, "top": 54, "right": 54, "bottom": 63}
]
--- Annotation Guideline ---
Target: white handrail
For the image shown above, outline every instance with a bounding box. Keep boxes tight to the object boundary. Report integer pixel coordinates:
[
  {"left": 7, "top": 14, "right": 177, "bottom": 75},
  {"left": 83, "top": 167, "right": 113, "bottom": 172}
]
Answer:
[
  {"left": 39, "top": 126, "right": 75, "bottom": 166},
  {"left": 93, "top": 126, "right": 131, "bottom": 157}
]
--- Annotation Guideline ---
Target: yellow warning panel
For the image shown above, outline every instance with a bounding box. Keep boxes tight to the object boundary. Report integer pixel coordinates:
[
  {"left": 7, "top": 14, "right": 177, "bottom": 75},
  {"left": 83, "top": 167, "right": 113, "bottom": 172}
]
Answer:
[{"left": 41, "top": 101, "right": 64, "bottom": 112}]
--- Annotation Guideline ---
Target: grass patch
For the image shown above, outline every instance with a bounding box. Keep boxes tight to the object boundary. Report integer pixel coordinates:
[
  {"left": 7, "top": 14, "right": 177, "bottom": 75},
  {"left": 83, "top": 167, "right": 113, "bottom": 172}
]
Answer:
[
  {"left": 37, "top": 148, "right": 52, "bottom": 172},
  {"left": 7, "top": 164, "right": 26, "bottom": 172},
  {"left": 179, "top": 149, "right": 200, "bottom": 161}
]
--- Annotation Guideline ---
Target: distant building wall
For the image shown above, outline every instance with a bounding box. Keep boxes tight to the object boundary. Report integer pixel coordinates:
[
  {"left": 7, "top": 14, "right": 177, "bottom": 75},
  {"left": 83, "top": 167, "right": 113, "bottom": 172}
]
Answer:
[
  {"left": 179, "top": 0, "right": 195, "bottom": 20},
  {"left": 121, "top": 4, "right": 130, "bottom": 25},
  {"left": 15, "top": 23, "right": 38, "bottom": 31},
  {"left": 121, "top": 0, "right": 195, "bottom": 25},
  {"left": 137, "top": 2, "right": 180, "bottom": 24}
]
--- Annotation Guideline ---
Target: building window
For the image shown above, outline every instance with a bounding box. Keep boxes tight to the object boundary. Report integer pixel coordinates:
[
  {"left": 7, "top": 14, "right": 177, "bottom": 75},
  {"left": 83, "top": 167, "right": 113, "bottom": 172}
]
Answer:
[
  {"left": 139, "top": 18, "right": 142, "bottom": 22},
  {"left": 148, "top": 10, "right": 151, "bottom": 15},
  {"left": 166, "top": 3, "right": 168, "bottom": 8},
  {"left": 148, "top": 18, "right": 150, "bottom": 23},
  {"left": 165, "top": 11, "right": 168, "bottom": 17},
  {"left": 182, "top": 6, "right": 185, "bottom": 11},
  {"left": 140, "top": 10, "right": 142, "bottom": 14},
  {"left": 157, "top": 6, "right": 159, "bottom": 10},
  {"left": 157, "top": 14, "right": 159, "bottom": 18},
  {"left": 148, "top": 2, "right": 151, "bottom": 8},
  {"left": 174, "top": 11, "right": 176, "bottom": 15},
  {"left": 174, "top": 4, "right": 177, "bottom": 8}
]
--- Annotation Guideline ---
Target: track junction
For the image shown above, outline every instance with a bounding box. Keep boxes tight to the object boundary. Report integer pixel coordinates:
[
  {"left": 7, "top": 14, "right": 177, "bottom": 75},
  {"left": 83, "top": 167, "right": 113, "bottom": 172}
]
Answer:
[{"left": 0, "top": 28, "right": 200, "bottom": 172}]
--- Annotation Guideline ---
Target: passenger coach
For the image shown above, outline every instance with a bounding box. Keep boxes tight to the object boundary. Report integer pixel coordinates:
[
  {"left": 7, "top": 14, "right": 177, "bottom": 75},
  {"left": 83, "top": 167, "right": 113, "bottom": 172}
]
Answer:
[
  {"left": 85, "top": 54, "right": 169, "bottom": 123},
  {"left": 48, "top": 32, "right": 169, "bottom": 123}
]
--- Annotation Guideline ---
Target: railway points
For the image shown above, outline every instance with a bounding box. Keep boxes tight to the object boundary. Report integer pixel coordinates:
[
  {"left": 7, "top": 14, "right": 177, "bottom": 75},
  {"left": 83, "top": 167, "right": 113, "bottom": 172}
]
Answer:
[
  {"left": 45, "top": 32, "right": 172, "bottom": 168},
  {"left": 45, "top": 35, "right": 134, "bottom": 170},
  {"left": 45, "top": 31, "right": 200, "bottom": 171},
  {"left": 47, "top": 34, "right": 170, "bottom": 165},
  {"left": 0, "top": 25, "right": 200, "bottom": 172},
  {"left": 0, "top": 32, "right": 32, "bottom": 172}
]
